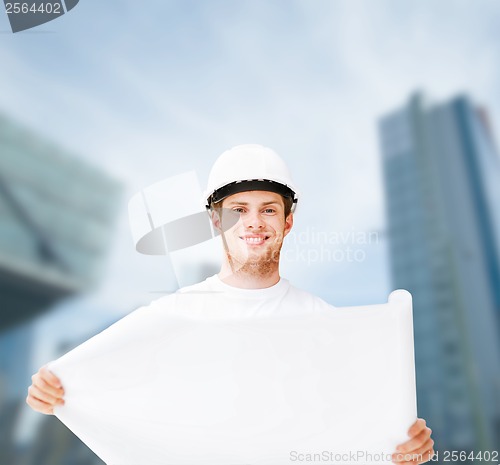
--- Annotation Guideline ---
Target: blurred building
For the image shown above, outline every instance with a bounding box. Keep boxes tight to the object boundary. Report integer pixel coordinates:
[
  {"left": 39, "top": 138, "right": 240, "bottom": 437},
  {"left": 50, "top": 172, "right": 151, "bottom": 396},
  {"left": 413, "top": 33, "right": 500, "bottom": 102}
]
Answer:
[
  {"left": 378, "top": 93, "right": 500, "bottom": 457},
  {"left": 0, "top": 112, "right": 122, "bottom": 464},
  {"left": 0, "top": 113, "right": 122, "bottom": 330}
]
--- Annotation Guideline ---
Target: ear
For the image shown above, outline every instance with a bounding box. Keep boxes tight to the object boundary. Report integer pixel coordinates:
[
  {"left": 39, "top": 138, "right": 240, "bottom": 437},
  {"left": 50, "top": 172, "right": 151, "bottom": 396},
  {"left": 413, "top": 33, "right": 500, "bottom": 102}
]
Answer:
[
  {"left": 283, "top": 212, "right": 293, "bottom": 237},
  {"left": 210, "top": 209, "right": 223, "bottom": 232}
]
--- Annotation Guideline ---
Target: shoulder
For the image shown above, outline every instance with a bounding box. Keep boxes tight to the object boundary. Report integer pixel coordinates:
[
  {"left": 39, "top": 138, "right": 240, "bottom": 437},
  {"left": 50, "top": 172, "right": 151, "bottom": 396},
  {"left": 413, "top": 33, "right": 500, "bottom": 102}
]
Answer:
[
  {"left": 176, "top": 275, "right": 217, "bottom": 294},
  {"left": 285, "top": 281, "right": 336, "bottom": 312},
  {"left": 133, "top": 277, "right": 214, "bottom": 314}
]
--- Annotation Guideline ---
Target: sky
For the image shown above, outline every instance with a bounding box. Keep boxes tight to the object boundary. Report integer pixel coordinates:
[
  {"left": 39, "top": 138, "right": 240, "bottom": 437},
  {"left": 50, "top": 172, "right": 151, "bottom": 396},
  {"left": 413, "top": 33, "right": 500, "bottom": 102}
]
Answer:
[{"left": 1, "top": 0, "right": 500, "bottom": 369}]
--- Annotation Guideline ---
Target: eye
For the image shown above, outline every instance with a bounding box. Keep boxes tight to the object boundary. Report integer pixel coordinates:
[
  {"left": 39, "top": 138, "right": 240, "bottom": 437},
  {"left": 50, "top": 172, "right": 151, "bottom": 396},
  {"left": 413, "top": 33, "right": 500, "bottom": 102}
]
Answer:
[
  {"left": 232, "top": 207, "right": 245, "bottom": 213},
  {"left": 263, "top": 208, "right": 276, "bottom": 214}
]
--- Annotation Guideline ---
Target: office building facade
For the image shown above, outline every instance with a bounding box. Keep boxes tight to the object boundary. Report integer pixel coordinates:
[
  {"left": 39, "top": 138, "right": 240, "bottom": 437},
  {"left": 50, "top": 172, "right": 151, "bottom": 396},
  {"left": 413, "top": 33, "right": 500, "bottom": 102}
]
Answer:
[{"left": 378, "top": 93, "right": 500, "bottom": 455}]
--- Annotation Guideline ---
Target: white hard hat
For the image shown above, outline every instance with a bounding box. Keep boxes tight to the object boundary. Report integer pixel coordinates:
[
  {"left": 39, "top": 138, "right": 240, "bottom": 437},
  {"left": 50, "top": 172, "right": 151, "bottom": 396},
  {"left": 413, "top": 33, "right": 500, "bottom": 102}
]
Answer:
[{"left": 203, "top": 144, "right": 299, "bottom": 210}]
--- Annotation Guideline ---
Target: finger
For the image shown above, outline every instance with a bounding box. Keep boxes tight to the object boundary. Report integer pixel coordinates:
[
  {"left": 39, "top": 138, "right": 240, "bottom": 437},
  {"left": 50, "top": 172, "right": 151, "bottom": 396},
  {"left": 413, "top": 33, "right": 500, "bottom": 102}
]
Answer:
[
  {"left": 392, "top": 442, "right": 435, "bottom": 465},
  {"left": 412, "top": 449, "right": 435, "bottom": 464},
  {"left": 424, "top": 449, "right": 437, "bottom": 464},
  {"left": 32, "top": 374, "right": 65, "bottom": 399},
  {"left": 408, "top": 418, "right": 427, "bottom": 438},
  {"left": 393, "top": 454, "right": 428, "bottom": 465},
  {"left": 394, "top": 419, "right": 426, "bottom": 452},
  {"left": 394, "top": 441, "right": 434, "bottom": 464},
  {"left": 393, "top": 451, "right": 434, "bottom": 465},
  {"left": 26, "top": 394, "right": 55, "bottom": 415},
  {"left": 28, "top": 384, "right": 64, "bottom": 406},
  {"left": 397, "top": 427, "right": 432, "bottom": 453},
  {"left": 411, "top": 437, "right": 435, "bottom": 458},
  {"left": 39, "top": 365, "right": 62, "bottom": 388},
  {"left": 392, "top": 451, "right": 427, "bottom": 464}
]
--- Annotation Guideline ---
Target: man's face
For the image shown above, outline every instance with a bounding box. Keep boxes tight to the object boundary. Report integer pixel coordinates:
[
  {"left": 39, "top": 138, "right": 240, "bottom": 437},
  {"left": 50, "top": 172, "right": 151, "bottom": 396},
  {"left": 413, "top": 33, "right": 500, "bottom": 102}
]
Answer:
[{"left": 213, "top": 190, "right": 293, "bottom": 276}]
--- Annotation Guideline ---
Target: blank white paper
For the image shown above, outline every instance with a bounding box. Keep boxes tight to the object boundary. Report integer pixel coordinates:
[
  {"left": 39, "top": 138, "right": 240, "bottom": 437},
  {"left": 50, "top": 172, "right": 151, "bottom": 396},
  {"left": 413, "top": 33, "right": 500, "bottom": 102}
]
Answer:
[{"left": 48, "top": 289, "right": 416, "bottom": 465}]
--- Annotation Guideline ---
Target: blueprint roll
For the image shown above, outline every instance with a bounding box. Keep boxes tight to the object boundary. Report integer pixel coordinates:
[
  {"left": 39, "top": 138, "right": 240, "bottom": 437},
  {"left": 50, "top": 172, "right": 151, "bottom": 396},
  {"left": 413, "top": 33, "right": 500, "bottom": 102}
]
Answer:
[{"left": 48, "top": 289, "right": 417, "bottom": 465}]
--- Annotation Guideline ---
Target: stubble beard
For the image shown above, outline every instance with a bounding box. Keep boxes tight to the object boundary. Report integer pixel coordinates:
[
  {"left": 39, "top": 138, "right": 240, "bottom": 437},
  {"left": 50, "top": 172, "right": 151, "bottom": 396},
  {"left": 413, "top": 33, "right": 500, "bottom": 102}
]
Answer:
[{"left": 225, "top": 237, "right": 283, "bottom": 279}]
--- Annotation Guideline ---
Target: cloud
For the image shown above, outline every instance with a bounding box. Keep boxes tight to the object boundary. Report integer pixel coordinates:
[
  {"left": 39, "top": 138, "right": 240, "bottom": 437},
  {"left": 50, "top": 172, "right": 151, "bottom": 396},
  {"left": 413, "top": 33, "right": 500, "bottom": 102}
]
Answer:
[{"left": 0, "top": 0, "right": 499, "bottom": 309}]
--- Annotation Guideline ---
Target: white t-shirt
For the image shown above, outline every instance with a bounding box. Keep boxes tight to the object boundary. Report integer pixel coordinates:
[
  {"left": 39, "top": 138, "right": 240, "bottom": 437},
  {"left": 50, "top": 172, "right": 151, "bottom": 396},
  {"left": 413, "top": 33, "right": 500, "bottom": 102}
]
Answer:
[{"left": 167, "top": 273, "right": 334, "bottom": 318}]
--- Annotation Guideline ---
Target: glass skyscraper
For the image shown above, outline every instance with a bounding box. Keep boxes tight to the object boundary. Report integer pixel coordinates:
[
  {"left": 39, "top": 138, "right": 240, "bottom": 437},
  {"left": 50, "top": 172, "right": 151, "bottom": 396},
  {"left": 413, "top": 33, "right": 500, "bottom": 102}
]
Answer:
[{"left": 378, "top": 93, "right": 500, "bottom": 456}]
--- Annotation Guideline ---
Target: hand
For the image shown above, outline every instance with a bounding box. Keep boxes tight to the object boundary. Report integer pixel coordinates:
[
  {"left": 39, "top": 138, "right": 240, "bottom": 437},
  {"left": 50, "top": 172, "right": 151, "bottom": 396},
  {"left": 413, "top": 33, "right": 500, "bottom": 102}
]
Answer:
[
  {"left": 26, "top": 365, "right": 65, "bottom": 415},
  {"left": 392, "top": 418, "right": 435, "bottom": 464}
]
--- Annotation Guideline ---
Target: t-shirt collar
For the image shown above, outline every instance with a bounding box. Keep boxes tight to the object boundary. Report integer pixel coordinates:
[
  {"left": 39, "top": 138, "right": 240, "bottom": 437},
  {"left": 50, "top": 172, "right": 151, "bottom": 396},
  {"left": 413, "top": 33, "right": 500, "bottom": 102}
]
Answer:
[{"left": 209, "top": 273, "right": 289, "bottom": 299}]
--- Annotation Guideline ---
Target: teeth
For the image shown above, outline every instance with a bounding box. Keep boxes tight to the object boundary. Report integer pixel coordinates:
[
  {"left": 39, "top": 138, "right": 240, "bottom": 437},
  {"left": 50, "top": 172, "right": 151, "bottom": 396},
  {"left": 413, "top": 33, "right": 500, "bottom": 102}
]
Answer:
[{"left": 243, "top": 237, "right": 266, "bottom": 244}]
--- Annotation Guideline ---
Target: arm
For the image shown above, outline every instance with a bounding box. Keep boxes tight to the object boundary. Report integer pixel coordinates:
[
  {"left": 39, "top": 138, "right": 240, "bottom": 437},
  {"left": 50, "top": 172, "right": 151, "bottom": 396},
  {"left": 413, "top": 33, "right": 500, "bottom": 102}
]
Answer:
[{"left": 26, "top": 365, "right": 65, "bottom": 415}]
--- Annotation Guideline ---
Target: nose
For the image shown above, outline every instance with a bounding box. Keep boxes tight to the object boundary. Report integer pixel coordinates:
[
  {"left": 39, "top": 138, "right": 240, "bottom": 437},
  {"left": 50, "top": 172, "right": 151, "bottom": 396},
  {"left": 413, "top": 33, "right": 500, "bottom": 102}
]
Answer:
[{"left": 242, "top": 209, "right": 265, "bottom": 230}]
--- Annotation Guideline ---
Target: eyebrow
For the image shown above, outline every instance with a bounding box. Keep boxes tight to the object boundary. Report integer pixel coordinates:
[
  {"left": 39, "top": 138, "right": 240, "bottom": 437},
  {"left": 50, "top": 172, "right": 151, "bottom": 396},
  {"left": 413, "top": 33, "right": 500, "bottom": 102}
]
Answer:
[{"left": 225, "top": 201, "right": 281, "bottom": 207}]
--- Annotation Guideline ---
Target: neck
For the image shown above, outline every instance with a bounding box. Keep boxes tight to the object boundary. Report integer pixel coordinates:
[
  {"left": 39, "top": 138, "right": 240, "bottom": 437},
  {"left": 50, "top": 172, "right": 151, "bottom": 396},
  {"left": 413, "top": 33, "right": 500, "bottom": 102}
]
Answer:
[{"left": 218, "top": 259, "right": 281, "bottom": 289}]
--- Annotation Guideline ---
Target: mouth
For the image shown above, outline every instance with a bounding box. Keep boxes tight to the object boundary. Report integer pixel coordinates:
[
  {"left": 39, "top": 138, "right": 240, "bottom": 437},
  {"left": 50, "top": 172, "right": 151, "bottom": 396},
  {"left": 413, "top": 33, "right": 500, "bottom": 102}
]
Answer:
[{"left": 239, "top": 235, "right": 270, "bottom": 246}]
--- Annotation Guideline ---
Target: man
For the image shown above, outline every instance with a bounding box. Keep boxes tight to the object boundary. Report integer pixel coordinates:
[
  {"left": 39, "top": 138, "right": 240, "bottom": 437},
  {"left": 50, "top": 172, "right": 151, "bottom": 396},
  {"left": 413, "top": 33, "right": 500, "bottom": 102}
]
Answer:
[{"left": 27, "top": 144, "right": 434, "bottom": 464}]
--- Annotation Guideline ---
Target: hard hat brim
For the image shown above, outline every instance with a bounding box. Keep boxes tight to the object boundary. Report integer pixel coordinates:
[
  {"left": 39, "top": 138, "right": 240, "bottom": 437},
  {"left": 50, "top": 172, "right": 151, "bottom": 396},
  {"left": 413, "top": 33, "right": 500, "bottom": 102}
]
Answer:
[{"left": 206, "top": 179, "right": 297, "bottom": 209}]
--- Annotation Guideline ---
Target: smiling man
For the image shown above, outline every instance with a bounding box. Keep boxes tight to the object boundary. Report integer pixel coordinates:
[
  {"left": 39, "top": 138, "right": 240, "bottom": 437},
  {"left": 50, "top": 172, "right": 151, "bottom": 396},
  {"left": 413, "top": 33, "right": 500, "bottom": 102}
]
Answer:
[
  {"left": 27, "top": 144, "right": 434, "bottom": 464},
  {"left": 204, "top": 144, "right": 298, "bottom": 290},
  {"left": 214, "top": 190, "right": 293, "bottom": 288}
]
